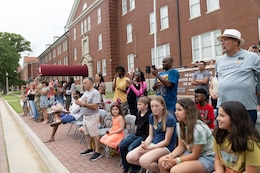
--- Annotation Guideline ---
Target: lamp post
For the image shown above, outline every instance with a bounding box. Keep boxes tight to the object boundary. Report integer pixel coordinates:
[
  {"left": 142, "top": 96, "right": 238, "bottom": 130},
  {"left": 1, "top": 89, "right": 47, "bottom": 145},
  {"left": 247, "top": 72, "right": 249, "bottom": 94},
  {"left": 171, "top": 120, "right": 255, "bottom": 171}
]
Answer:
[{"left": 6, "top": 72, "right": 9, "bottom": 95}]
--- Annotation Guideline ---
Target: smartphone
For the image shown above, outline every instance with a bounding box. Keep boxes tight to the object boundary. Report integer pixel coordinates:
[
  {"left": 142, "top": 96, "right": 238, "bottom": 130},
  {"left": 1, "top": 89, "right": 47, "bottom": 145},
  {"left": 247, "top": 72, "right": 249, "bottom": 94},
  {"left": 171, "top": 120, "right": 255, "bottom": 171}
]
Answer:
[{"left": 152, "top": 65, "right": 156, "bottom": 70}]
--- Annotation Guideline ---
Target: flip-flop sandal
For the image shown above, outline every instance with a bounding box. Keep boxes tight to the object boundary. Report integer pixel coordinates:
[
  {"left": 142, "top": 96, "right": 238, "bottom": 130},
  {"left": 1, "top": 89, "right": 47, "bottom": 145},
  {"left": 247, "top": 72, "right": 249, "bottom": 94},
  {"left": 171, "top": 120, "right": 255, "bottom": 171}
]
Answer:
[
  {"left": 50, "top": 121, "right": 62, "bottom": 127},
  {"left": 43, "top": 139, "right": 55, "bottom": 143}
]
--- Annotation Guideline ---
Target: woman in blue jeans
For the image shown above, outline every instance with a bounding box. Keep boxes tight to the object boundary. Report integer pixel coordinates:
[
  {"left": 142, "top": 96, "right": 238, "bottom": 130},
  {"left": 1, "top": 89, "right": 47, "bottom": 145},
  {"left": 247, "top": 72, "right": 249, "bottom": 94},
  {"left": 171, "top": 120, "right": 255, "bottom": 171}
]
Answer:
[{"left": 119, "top": 96, "right": 151, "bottom": 173}]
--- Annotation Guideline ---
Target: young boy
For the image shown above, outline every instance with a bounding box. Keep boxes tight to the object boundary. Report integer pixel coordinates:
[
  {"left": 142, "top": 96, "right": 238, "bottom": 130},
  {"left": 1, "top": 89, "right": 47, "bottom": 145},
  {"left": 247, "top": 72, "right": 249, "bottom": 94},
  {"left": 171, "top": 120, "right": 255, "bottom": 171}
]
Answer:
[{"left": 195, "top": 88, "right": 215, "bottom": 130}]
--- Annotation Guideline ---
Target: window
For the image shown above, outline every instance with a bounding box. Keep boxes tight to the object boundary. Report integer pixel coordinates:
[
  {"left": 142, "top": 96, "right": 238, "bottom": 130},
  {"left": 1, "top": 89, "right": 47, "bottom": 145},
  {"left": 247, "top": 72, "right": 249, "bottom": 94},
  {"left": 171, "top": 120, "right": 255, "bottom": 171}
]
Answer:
[
  {"left": 81, "top": 22, "right": 84, "bottom": 35},
  {"left": 83, "top": 39, "right": 89, "bottom": 55},
  {"left": 151, "top": 44, "right": 170, "bottom": 68},
  {"left": 98, "top": 34, "right": 102, "bottom": 50},
  {"left": 129, "top": 0, "right": 135, "bottom": 11},
  {"left": 73, "top": 28, "right": 76, "bottom": 40},
  {"left": 84, "top": 19, "right": 87, "bottom": 33},
  {"left": 102, "top": 59, "right": 106, "bottom": 76},
  {"left": 127, "top": 54, "right": 135, "bottom": 73},
  {"left": 191, "top": 29, "right": 222, "bottom": 62},
  {"left": 48, "top": 52, "right": 51, "bottom": 61},
  {"left": 57, "top": 45, "right": 61, "bottom": 55},
  {"left": 127, "top": 23, "right": 133, "bottom": 43},
  {"left": 74, "top": 48, "right": 77, "bottom": 60},
  {"left": 97, "top": 8, "right": 101, "bottom": 24},
  {"left": 258, "top": 17, "right": 260, "bottom": 40},
  {"left": 206, "top": 0, "right": 220, "bottom": 12},
  {"left": 97, "top": 60, "right": 101, "bottom": 74},
  {"left": 63, "top": 41, "right": 67, "bottom": 51},
  {"left": 189, "top": 0, "right": 201, "bottom": 19},
  {"left": 160, "top": 6, "right": 169, "bottom": 30},
  {"left": 122, "top": 0, "right": 127, "bottom": 15},
  {"left": 64, "top": 56, "right": 68, "bottom": 65},
  {"left": 87, "top": 16, "right": 91, "bottom": 31},
  {"left": 52, "top": 49, "right": 56, "bottom": 58},
  {"left": 82, "top": 2, "right": 87, "bottom": 11},
  {"left": 149, "top": 12, "right": 155, "bottom": 34}
]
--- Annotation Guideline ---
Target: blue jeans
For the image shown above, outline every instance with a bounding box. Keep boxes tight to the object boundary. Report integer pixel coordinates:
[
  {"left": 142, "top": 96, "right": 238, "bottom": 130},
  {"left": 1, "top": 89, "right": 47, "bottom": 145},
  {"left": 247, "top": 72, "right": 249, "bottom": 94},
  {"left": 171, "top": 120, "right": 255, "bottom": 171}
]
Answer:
[
  {"left": 119, "top": 134, "right": 145, "bottom": 171},
  {"left": 247, "top": 110, "right": 257, "bottom": 126},
  {"left": 29, "top": 100, "right": 39, "bottom": 120}
]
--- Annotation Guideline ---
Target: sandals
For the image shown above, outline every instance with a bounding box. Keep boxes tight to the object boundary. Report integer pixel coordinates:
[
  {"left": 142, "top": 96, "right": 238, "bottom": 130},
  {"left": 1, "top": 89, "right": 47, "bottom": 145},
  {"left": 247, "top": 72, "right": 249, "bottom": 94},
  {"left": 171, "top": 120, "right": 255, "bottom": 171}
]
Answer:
[{"left": 50, "top": 121, "right": 62, "bottom": 127}]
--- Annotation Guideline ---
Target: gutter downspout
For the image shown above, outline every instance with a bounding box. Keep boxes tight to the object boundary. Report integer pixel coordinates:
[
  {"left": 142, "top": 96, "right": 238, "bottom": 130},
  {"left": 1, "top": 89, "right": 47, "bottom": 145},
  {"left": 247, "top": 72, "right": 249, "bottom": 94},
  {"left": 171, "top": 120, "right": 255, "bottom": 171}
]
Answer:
[{"left": 176, "top": 0, "right": 182, "bottom": 66}]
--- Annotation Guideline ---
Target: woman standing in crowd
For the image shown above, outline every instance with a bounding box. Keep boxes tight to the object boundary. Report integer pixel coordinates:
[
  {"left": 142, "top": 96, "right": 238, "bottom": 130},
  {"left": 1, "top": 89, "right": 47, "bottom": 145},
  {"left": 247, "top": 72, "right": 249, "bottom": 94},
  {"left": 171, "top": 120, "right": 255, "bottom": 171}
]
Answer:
[
  {"left": 40, "top": 81, "right": 50, "bottom": 124},
  {"left": 27, "top": 82, "right": 39, "bottom": 121},
  {"left": 126, "top": 96, "right": 177, "bottom": 173},
  {"left": 65, "top": 77, "right": 76, "bottom": 111},
  {"left": 126, "top": 69, "right": 147, "bottom": 116},
  {"left": 213, "top": 101, "right": 260, "bottom": 173},
  {"left": 94, "top": 73, "right": 106, "bottom": 94},
  {"left": 158, "top": 98, "right": 214, "bottom": 173}
]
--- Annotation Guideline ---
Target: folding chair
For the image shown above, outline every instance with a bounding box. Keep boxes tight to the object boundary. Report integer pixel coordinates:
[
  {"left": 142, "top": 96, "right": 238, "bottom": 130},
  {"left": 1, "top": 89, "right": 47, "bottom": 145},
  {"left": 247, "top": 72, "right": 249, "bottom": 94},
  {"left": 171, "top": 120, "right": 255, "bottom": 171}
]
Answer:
[{"left": 67, "top": 115, "right": 83, "bottom": 138}]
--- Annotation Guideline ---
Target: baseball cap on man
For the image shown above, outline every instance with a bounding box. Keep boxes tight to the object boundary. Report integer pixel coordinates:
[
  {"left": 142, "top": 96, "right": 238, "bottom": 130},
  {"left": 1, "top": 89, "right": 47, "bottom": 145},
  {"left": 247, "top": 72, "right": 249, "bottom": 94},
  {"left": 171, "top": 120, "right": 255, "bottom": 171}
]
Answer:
[{"left": 217, "top": 29, "right": 245, "bottom": 45}]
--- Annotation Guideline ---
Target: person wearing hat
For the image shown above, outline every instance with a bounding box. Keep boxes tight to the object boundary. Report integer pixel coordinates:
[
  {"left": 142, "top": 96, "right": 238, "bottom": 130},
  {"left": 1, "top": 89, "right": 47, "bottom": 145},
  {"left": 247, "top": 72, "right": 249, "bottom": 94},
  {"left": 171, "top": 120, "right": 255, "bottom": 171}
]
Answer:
[{"left": 215, "top": 29, "right": 260, "bottom": 125}]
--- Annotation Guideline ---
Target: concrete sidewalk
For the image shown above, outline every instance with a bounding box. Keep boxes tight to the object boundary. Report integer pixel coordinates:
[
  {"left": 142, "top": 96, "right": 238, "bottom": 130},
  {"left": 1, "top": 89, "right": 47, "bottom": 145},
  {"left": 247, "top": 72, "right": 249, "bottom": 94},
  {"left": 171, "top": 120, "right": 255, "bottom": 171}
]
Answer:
[{"left": 0, "top": 97, "right": 123, "bottom": 173}]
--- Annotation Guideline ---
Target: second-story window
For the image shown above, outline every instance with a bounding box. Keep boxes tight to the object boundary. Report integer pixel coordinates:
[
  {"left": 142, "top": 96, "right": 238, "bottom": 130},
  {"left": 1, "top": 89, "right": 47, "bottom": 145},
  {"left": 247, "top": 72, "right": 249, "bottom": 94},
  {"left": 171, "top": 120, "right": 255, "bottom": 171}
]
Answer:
[
  {"left": 189, "top": 0, "right": 201, "bottom": 19},
  {"left": 127, "top": 23, "right": 132, "bottom": 43},
  {"left": 129, "top": 0, "right": 135, "bottom": 11},
  {"left": 98, "top": 34, "right": 102, "bottom": 50},
  {"left": 206, "top": 0, "right": 220, "bottom": 13},
  {"left": 122, "top": 0, "right": 127, "bottom": 15},
  {"left": 160, "top": 5, "right": 169, "bottom": 30},
  {"left": 97, "top": 8, "right": 101, "bottom": 24},
  {"left": 149, "top": 12, "right": 155, "bottom": 34},
  {"left": 73, "top": 28, "right": 76, "bottom": 40}
]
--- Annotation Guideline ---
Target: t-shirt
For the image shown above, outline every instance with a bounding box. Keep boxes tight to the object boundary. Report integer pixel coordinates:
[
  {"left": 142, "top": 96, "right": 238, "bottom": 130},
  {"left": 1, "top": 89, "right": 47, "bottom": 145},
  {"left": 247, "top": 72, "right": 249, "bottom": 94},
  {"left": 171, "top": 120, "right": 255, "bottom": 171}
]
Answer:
[
  {"left": 135, "top": 111, "right": 151, "bottom": 138},
  {"left": 193, "top": 70, "right": 211, "bottom": 94},
  {"left": 113, "top": 76, "right": 130, "bottom": 103},
  {"left": 177, "top": 120, "right": 214, "bottom": 156},
  {"left": 213, "top": 137, "right": 260, "bottom": 173},
  {"left": 80, "top": 88, "right": 100, "bottom": 116},
  {"left": 196, "top": 103, "right": 215, "bottom": 129},
  {"left": 149, "top": 113, "right": 177, "bottom": 151},
  {"left": 154, "top": 69, "right": 179, "bottom": 112},
  {"left": 216, "top": 49, "right": 260, "bottom": 109}
]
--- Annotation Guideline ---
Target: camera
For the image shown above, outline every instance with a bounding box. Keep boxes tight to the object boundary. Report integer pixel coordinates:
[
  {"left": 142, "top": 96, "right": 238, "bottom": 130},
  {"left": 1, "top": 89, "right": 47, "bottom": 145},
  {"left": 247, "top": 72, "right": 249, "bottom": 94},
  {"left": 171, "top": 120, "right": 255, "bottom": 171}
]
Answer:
[{"left": 252, "top": 45, "right": 257, "bottom": 49}]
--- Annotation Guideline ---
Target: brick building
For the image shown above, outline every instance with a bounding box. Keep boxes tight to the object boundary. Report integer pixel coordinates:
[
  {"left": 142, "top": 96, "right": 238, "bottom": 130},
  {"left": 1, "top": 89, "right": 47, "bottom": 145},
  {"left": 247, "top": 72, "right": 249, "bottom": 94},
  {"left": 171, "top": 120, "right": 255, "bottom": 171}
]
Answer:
[
  {"left": 37, "top": 0, "right": 260, "bottom": 94},
  {"left": 20, "top": 56, "right": 39, "bottom": 83}
]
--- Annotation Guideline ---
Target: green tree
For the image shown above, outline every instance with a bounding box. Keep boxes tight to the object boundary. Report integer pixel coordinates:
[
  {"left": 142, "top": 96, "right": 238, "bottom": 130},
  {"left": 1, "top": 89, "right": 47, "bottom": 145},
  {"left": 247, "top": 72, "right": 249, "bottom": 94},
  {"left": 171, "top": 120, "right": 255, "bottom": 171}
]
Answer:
[{"left": 0, "top": 32, "right": 31, "bottom": 93}]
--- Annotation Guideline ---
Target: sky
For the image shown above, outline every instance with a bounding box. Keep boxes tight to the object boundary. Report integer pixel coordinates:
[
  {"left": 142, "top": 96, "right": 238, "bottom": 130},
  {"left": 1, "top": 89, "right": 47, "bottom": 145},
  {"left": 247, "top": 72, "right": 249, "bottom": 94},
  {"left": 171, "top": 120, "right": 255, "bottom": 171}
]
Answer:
[{"left": 0, "top": 0, "right": 75, "bottom": 58}]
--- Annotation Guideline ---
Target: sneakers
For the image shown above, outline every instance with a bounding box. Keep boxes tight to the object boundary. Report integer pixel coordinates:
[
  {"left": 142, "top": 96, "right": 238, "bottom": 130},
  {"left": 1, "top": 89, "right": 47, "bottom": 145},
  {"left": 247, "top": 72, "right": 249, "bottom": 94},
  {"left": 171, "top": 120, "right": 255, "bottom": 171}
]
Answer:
[
  {"left": 80, "top": 149, "right": 94, "bottom": 156},
  {"left": 89, "top": 152, "right": 102, "bottom": 161}
]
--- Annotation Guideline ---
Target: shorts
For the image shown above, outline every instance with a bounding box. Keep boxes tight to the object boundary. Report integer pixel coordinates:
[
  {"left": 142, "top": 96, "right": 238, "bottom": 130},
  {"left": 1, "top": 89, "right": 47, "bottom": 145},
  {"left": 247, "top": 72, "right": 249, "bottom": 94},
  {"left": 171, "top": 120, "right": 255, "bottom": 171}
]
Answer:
[
  {"left": 60, "top": 112, "right": 75, "bottom": 124},
  {"left": 184, "top": 151, "right": 214, "bottom": 173},
  {"left": 82, "top": 113, "right": 100, "bottom": 137},
  {"left": 257, "top": 95, "right": 260, "bottom": 105}
]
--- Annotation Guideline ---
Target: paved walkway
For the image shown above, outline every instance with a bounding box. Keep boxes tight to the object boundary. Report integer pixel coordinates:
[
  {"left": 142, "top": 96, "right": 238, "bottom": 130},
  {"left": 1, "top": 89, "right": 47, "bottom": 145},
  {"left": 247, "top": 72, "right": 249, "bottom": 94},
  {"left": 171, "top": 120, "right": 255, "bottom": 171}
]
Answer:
[{"left": 0, "top": 98, "right": 123, "bottom": 173}]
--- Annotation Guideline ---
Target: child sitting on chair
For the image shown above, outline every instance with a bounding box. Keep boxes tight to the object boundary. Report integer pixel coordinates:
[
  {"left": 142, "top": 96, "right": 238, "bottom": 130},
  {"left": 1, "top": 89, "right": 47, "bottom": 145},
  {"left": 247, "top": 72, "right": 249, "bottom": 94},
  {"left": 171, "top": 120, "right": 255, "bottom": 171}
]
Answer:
[{"left": 100, "top": 101, "right": 125, "bottom": 150}]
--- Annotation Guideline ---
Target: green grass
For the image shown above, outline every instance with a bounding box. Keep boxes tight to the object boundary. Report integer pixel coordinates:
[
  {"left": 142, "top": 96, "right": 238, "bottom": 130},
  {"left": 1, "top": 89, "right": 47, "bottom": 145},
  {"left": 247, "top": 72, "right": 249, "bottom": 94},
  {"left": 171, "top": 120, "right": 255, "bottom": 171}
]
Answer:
[{"left": 1, "top": 94, "right": 23, "bottom": 114}]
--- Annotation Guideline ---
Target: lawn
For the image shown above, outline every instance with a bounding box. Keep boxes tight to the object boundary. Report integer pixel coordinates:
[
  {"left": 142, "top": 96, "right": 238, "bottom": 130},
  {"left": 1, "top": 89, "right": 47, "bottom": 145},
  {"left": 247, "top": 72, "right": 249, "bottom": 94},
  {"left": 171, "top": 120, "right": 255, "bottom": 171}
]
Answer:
[{"left": 2, "top": 94, "right": 23, "bottom": 114}]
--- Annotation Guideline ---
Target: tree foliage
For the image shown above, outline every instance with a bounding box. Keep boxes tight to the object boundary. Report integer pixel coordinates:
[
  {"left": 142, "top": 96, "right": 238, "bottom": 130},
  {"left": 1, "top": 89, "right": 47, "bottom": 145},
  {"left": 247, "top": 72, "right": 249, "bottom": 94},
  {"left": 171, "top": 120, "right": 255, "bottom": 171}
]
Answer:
[{"left": 0, "top": 32, "right": 31, "bottom": 93}]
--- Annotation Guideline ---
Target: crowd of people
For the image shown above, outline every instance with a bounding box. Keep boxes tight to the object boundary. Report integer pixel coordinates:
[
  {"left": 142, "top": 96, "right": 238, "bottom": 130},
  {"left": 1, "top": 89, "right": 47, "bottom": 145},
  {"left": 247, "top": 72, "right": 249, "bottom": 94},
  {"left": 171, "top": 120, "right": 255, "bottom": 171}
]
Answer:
[{"left": 19, "top": 28, "right": 260, "bottom": 173}]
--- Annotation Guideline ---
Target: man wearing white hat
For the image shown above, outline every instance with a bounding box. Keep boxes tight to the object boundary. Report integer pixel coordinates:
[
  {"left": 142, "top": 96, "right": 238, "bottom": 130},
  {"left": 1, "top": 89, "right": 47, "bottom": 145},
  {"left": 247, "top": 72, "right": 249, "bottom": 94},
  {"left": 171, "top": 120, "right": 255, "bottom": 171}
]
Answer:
[{"left": 215, "top": 29, "right": 260, "bottom": 125}]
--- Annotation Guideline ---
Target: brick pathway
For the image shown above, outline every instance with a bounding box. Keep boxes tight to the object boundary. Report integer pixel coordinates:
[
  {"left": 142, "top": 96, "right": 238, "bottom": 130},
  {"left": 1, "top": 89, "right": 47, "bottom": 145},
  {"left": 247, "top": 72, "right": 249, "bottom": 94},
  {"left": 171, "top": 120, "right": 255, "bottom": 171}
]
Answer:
[{"left": 19, "top": 114, "right": 123, "bottom": 173}]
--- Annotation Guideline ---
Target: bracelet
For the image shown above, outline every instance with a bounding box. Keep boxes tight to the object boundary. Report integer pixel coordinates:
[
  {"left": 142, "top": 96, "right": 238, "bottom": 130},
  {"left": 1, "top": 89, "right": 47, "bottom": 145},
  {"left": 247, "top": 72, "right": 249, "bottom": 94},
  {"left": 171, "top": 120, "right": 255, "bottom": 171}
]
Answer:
[{"left": 176, "top": 157, "right": 181, "bottom": 164}]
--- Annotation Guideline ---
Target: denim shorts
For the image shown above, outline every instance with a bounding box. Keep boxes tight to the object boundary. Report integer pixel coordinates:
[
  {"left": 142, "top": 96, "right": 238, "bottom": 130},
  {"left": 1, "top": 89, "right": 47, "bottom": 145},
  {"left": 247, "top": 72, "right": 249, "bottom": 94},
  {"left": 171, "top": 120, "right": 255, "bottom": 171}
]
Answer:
[
  {"left": 184, "top": 151, "right": 215, "bottom": 173},
  {"left": 60, "top": 112, "right": 75, "bottom": 124}
]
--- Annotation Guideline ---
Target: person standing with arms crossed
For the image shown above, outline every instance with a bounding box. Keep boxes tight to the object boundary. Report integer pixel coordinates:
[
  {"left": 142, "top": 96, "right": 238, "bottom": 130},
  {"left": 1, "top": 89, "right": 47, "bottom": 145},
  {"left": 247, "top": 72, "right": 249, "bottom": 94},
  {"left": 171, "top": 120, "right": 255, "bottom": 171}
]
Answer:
[
  {"left": 76, "top": 77, "right": 102, "bottom": 161},
  {"left": 216, "top": 29, "right": 260, "bottom": 125},
  {"left": 152, "top": 56, "right": 180, "bottom": 115}
]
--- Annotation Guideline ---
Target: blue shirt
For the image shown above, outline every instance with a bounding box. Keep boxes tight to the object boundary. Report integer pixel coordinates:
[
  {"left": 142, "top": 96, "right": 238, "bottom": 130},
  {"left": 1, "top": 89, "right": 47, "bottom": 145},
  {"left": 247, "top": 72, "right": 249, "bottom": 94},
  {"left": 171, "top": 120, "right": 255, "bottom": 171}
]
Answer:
[{"left": 149, "top": 113, "right": 177, "bottom": 151}]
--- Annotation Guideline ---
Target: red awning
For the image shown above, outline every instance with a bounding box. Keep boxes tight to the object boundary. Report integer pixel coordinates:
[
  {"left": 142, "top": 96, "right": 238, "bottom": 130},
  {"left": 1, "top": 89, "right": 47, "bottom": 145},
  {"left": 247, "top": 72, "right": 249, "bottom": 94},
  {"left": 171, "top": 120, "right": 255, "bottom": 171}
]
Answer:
[{"left": 38, "top": 64, "right": 88, "bottom": 76}]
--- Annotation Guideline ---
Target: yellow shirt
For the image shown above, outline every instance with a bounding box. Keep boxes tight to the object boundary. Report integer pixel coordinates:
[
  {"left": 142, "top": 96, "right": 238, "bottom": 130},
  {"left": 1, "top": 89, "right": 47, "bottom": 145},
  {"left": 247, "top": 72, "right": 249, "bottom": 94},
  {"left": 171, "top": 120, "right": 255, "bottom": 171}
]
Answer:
[
  {"left": 113, "top": 77, "right": 129, "bottom": 103},
  {"left": 213, "top": 137, "right": 260, "bottom": 173}
]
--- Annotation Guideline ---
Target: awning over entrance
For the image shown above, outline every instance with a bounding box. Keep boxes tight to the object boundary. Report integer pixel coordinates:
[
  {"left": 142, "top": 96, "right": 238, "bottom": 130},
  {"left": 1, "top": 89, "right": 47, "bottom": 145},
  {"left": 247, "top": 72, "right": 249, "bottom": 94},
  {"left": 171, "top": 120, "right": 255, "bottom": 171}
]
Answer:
[{"left": 38, "top": 64, "right": 88, "bottom": 76}]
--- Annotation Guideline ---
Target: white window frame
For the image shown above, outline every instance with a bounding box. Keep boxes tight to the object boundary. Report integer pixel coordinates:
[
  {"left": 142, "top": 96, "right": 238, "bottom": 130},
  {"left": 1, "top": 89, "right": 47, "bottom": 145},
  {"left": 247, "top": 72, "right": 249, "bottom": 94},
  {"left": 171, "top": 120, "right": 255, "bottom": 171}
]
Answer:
[
  {"left": 97, "top": 8, "right": 101, "bottom": 24},
  {"left": 52, "top": 49, "right": 56, "bottom": 58},
  {"left": 74, "top": 48, "right": 77, "bottom": 60},
  {"left": 206, "top": 0, "right": 220, "bottom": 13},
  {"left": 191, "top": 29, "right": 222, "bottom": 62},
  {"left": 84, "top": 19, "right": 87, "bottom": 33},
  {"left": 122, "top": 0, "right": 127, "bottom": 15},
  {"left": 151, "top": 43, "right": 170, "bottom": 68},
  {"left": 98, "top": 34, "right": 102, "bottom": 50},
  {"left": 87, "top": 16, "right": 91, "bottom": 31},
  {"left": 160, "top": 5, "right": 169, "bottom": 30},
  {"left": 127, "top": 23, "right": 133, "bottom": 43},
  {"left": 102, "top": 59, "right": 106, "bottom": 76},
  {"left": 189, "top": 0, "right": 201, "bottom": 19},
  {"left": 81, "top": 22, "right": 84, "bottom": 35},
  {"left": 149, "top": 12, "right": 155, "bottom": 34},
  {"left": 57, "top": 45, "right": 61, "bottom": 55},
  {"left": 64, "top": 56, "right": 68, "bottom": 65},
  {"left": 127, "top": 54, "right": 135, "bottom": 73},
  {"left": 129, "top": 0, "right": 135, "bottom": 11},
  {"left": 73, "top": 28, "right": 76, "bottom": 40},
  {"left": 97, "top": 60, "right": 101, "bottom": 74},
  {"left": 82, "top": 2, "right": 87, "bottom": 11}
]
